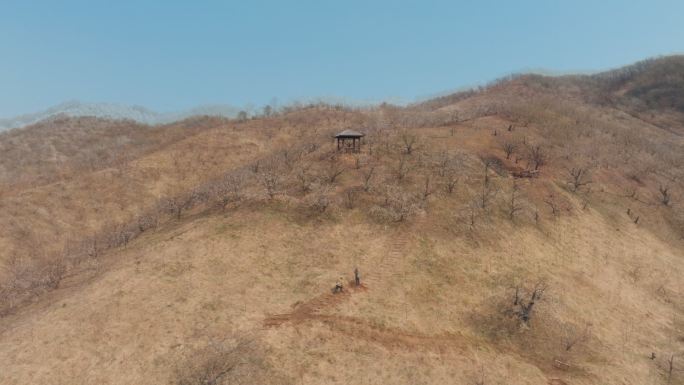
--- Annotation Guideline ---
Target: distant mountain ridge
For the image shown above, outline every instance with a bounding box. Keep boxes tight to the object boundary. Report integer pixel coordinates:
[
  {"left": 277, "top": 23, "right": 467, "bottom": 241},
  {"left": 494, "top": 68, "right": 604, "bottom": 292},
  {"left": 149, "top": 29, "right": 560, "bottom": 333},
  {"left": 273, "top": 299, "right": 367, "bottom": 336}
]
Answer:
[{"left": 0, "top": 101, "right": 240, "bottom": 131}]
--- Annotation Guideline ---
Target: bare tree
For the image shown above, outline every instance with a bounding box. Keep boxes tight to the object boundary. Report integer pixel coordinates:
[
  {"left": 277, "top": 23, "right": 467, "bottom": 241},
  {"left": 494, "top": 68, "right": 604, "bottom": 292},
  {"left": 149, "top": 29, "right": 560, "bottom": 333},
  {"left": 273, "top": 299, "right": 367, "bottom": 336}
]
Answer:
[
  {"left": 160, "top": 190, "right": 198, "bottom": 220},
  {"left": 0, "top": 252, "right": 69, "bottom": 315},
  {"left": 281, "top": 148, "right": 301, "bottom": 170},
  {"left": 352, "top": 153, "right": 363, "bottom": 169},
  {"left": 526, "top": 144, "right": 547, "bottom": 170},
  {"left": 544, "top": 194, "right": 560, "bottom": 217},
  {"left": 175, "top": 338, "right": 262, "bottom": 385},
  {"left": 483, "top": 158, "right": 496, "bottom": 185},
  {"left": 295, "top": 163, "right": 313, "bottom": 193},
  {"left": 501, "top": 141, "right": 517, "bottom": 160},
  {"left": 82, "top": 234, "right": 103, "bottom": 260},
  {"left": 400, "top": 130, "right": 417, "bottom": 155},
  {"left": 344, "top": 187, "right": 360, "bottom": 209},
  {"left": 663, "top": 353, "right": 683, "bottom": 384},
  {"left": 507, "top": 181, "right": 524, "bottom": 221},
  {"left": 560, "top": 322, "right": 592, "bottom": 352},
  {"left": 444, "top": 169, "right": 459, "bottom": 195},
  {"left": 303, "top": 141, "right": 319, "bottom": 155},
  {"left": 395, "top": 155, "right": 411, "bottom": 182},
  {"left": 250, "top": 159, "right": 261, "bottom": 174},
  {"left": 306, "top": 186, "right": 332, "bottom": 214},
  {"left": 384, "top": 185, "right": 419, "bottom": 222},
  {"left": 137, "top": 212, "right": 159, "bottom": 233},
  {"left": 258, "top": 162, "right": 280, "bottom": 199},
  {"left": 626, "top": 208, "right": 640, "bottom": 224},
  {"left": 43, "top": 255, "right": 67, "bottom": 290},
  {"left": 209, "top": 172, "right": 246, "bottom": 210},
  {"left": 361, "top": 165, "right": 375, "bottom": 192},
  {"left": 437, "top": 153, "right": 461, "bottom": 194},
  {"left": 421, "top": 174, "right": 434, "bottom": 204},
  {"left": 325, "top": 156, "right": 346, "bottom": 184},
  {"left": 479, "top": 183, "right": 497, "bottom": 210},
  {"left": 511, "top": 281, "right": 547, "bottom": 324},
  {"left": 114, "top": 223, "right": 137, "bottom": 248},
  {"left": 227, "top": 172, "right": 246, "bottom": 203},
  {"left": 659, "top": 184, "right": 671, "bottom": 206},
  {"left": 467, "top": 200, "right": 479, "bottom": 229},
  {"left": 436, "top": 151, "right": 451, "bottom": 177},
  {"left": 478, "top": 175, "right": 498, "bottom": 210},
  {"left": 567, "top": 167, "right": 592, "bottom": 192}
]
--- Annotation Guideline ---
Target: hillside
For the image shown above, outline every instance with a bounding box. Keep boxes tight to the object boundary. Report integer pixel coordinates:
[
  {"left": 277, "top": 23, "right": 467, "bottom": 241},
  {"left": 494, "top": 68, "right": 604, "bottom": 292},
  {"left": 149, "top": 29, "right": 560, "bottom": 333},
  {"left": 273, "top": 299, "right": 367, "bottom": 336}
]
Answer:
[
  {"left": 0, "top": 116, "right": 220, "bottom": 189},
  {"left": 0, "top": 101, "right": 241, "bottom": 132},
  {"left": 1, "top": 57, "right": 683, "bottom": 385}
]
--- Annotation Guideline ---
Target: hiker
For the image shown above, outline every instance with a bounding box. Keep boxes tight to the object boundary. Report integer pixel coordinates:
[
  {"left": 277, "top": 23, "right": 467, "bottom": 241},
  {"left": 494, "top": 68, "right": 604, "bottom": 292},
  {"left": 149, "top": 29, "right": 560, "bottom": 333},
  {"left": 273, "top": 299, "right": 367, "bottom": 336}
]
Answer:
[
  {"left": 333, "top": 276, "right": 344, "bottom": 294},
  {"left": 354, "top": 267, "right": 360, "bottom": 287}
]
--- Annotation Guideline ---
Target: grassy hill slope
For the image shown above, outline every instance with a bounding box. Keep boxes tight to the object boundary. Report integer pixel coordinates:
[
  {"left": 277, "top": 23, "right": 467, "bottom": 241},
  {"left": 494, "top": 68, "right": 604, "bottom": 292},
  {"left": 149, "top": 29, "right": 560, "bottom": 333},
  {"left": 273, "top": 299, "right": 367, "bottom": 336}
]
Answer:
[{"left": 1, "top": 57, "right": 683, "bottom": 385}]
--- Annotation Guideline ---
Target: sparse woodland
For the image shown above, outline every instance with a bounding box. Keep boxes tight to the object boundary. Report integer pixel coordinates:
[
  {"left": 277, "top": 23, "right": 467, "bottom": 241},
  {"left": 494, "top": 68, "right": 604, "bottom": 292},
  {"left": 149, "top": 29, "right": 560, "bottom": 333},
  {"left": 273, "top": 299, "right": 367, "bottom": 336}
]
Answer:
[{"left": 1, "top": 57, "right": 684, "bottom": 385}]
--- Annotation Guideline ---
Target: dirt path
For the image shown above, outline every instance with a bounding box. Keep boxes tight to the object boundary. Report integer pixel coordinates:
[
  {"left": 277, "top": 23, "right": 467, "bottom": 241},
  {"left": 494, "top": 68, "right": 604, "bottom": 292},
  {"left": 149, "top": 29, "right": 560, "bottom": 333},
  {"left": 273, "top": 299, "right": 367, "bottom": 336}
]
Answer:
[
  {"left": 302, "top": 314, "right": 472, "bottom": 353},
  {"left": 264, "top": 228, "right": 410, "bottom": 328},
  {"left": 263, "top": 285, "right": 363, "bottom": 327},
  {"left": 261, "top": 226, "right": 475, "bottom": 353},
  {"left": 263, "top": 284, "right": 472, "bottom": 353}
]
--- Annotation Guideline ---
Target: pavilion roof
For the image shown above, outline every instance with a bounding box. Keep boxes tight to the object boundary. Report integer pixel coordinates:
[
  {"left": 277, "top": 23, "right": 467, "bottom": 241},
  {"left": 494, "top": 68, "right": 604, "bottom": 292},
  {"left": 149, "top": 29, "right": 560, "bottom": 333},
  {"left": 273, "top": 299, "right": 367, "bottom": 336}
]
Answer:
[{"left": 334, "top": 129, "right": 365, "bottom": 138}]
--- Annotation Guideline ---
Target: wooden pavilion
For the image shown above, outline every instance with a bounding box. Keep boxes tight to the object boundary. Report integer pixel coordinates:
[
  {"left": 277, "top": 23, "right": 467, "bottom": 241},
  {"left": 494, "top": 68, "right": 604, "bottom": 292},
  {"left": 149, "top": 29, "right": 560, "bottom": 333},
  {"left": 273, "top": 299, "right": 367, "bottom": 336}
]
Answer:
[{"left": 334, "top": 129, "right": 365, "bottom": 153}]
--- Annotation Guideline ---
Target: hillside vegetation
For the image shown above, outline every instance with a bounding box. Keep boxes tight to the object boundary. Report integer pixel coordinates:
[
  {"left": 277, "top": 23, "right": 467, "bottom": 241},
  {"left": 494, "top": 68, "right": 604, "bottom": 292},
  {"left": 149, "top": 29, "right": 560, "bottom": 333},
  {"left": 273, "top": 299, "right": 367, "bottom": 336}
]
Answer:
[{"left": 1, "top": 56, "right": 683, "bottom": 385}]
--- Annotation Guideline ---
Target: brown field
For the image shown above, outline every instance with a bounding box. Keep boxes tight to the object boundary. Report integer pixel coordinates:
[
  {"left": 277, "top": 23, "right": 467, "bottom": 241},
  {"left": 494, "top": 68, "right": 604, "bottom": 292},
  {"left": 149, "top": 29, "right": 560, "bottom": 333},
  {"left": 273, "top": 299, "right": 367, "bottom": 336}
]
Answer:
[{"left": 1, "top": 56, "right": 683, "bottom": 385}]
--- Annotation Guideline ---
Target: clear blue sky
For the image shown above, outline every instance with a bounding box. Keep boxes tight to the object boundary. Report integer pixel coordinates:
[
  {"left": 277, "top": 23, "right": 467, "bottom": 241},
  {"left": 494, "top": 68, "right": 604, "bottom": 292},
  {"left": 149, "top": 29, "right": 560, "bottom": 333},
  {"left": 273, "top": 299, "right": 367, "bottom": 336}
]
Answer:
[{"left": 1, "top": 0, "right": 683, "bottom": 117}]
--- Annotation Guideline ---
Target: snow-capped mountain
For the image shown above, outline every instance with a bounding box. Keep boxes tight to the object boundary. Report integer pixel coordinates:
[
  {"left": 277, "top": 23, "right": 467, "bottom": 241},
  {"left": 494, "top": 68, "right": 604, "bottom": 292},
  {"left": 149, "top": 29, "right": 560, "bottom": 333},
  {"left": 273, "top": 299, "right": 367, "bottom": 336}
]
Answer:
[{"left": 0, "top": 101, "right": 240, "bottom": 131}]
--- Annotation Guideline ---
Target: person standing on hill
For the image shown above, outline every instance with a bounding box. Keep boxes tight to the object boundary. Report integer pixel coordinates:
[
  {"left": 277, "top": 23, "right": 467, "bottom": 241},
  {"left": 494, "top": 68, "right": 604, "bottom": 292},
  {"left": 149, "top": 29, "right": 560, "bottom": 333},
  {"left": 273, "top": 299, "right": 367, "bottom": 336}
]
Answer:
[{"left": 354, "top": 267, "right": 360, "bottom": 287}]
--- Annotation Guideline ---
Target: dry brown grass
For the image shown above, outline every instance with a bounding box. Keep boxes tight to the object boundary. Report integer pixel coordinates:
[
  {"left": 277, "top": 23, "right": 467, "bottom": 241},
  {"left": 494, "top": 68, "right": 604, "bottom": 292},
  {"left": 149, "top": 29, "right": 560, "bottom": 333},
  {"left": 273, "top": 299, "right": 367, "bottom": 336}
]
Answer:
[{"left": 1, "top": 61, "right": 684, "bottom": 384}]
